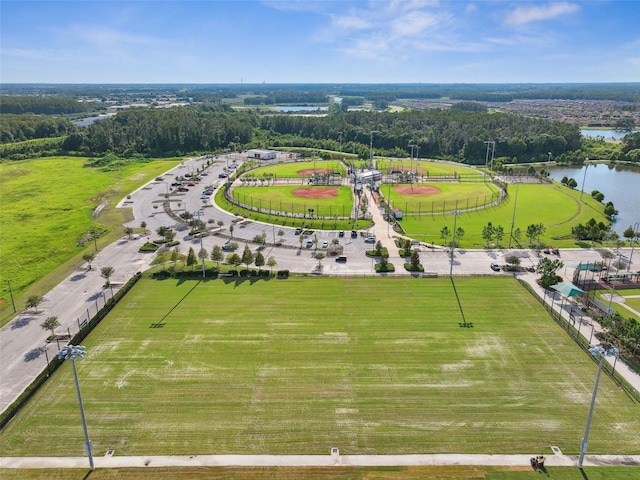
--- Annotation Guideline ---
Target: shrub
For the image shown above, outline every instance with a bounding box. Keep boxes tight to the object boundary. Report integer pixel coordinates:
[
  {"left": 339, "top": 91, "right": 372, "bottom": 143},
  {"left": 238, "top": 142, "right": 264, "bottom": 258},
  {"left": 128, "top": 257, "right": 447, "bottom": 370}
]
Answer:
[
  {"left": 404, "top": 263, "right": 425, "bottom": 272},
  {"left": 139, "top": 242, "right": 158, "bottom": 252},
  {"left": 277, "top": 269, "right": 289, "bottom": 278}
]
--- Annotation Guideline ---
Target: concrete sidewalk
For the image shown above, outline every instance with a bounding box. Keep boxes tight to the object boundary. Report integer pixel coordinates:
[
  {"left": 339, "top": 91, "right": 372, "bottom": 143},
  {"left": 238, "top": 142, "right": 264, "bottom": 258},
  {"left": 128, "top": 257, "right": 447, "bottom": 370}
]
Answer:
[{"left": 1, "top": 453, "right": 640, "bottom": 469}]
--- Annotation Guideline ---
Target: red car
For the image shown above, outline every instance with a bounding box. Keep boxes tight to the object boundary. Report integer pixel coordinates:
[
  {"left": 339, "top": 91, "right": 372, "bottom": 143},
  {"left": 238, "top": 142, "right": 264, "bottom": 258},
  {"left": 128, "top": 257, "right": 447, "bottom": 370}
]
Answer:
[
  {"left": 187, "top": 182, "right": 195, "bottom": 186},
  {"left": 177, "top": 187, "right": 189, "bottom": 192}
]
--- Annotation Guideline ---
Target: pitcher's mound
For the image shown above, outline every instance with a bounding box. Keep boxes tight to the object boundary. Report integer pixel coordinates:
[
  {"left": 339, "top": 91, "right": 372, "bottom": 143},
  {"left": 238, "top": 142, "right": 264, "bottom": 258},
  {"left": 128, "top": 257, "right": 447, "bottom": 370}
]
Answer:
[
  {"left": 292, "top": 187, "right": 338, "bottom": 199},
  {"left": 394, "top": 186, "right": 441, "bottom": 196}
]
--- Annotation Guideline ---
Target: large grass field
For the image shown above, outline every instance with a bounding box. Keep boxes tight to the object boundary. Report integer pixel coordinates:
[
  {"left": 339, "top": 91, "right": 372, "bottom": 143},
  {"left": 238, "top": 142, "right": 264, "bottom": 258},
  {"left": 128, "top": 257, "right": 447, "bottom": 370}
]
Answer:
[
  {"left": 232, "top": 185, "right": 354, "bottom": 218},
  {"left": 1, "top": 277, "right": 638, "bottom": 457},
  {"left": 0, "top": 157, "right": 182, "bottom": 319},
  {"left": 399, "top": 183, "right": 608, "bottom": 248},
  {"left": 1, "top": 466, "right": 638, "bottom": 480},
  {"left": 386, "top": 183, "right": 500, "bottom": 214}
]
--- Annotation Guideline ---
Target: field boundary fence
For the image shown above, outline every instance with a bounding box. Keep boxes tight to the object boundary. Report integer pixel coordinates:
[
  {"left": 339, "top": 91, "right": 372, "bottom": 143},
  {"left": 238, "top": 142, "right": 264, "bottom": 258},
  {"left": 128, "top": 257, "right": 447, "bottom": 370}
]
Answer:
[{"left": 517, "top": 278, "right": 640, "bottom": 403}]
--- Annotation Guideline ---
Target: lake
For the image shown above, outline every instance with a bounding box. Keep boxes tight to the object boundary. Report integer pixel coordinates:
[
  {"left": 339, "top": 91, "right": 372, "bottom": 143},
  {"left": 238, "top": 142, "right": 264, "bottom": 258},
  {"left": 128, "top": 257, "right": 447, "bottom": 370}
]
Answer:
[
  {"left": 547, "top": 163, "right": 640, "bottom": 234},
  {"left": 580, "top": 129, "right": 631, "bottom": 140},
  {"left": 273, "top": 106, "right": 327, "bottom": 112}
]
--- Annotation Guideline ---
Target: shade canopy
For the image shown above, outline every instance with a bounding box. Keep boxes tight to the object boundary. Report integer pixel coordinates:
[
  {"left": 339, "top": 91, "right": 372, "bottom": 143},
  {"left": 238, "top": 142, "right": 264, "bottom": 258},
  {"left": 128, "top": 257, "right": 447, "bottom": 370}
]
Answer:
[{"left": 551, "top": 281, "right": 586, "bottom": 298}]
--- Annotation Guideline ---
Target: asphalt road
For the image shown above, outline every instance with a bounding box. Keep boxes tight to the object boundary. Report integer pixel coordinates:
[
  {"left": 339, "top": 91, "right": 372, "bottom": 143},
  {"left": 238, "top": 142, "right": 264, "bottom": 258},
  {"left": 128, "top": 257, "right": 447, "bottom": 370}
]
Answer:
[{"left": 1, "top": 154, "right": 639, "bottom": 413}]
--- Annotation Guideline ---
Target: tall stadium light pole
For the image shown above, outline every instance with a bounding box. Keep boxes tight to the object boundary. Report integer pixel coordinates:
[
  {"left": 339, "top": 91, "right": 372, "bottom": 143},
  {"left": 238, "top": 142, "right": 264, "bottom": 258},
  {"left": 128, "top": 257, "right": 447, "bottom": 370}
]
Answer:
[
  {"left": 408, "top": 142, "right": 416, "bottom": 181},
  {"left": 193, "top": 210, "right": 206, "bottom": 278},
  {"left": 627, "top": 222, "right": 639, "bottom": 271},
  {"left": 578, "top": 342, "right": 619, "bottom": 468},
  {"left": 508, "top": 184, "right": 520, "bottom": 249},
  {"left": 449, "top": 210, "right": 461, "bottom": 276},
  {"left": 369, "top": 130, "right": 379, "bottom": 169},
  {"left": 338, "top": 131, "right": 343, "bottom": 160},
  {"left": 58, "top": 345, "right": 94, "bottom": 471},
  {"left": 484, "top": 141, "right": 492, "bottom": 170},
  {"left": 579, "top": 160, "right": 589, "bottom": 202}
]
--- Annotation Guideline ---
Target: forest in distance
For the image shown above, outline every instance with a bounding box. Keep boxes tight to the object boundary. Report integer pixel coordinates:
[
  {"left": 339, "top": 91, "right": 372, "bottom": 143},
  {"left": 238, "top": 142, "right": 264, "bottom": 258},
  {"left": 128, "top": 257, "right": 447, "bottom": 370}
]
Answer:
[{"left": 1, "top": 82, "right": 639, "bottom": 165}]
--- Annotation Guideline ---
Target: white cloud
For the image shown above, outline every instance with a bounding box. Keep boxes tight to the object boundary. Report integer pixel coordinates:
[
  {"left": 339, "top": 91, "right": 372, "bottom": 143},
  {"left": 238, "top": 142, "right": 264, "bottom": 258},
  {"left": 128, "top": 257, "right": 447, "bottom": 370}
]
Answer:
[{"left": 505, "top": 2, "right": 580, "bottom": 26}]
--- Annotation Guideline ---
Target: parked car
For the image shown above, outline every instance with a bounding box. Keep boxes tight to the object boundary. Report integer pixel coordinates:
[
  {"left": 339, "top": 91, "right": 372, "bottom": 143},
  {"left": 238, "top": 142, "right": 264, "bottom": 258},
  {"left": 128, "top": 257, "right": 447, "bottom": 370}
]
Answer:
[
  {"left": 335, "top": 255, "right": 347, "bottom": 263},
  {"left": 155, "top": 176, "right": 164, "bottom": 181},
  {"left": 322, "top": 241, "right": 329, "bottom": 248},
  {"left": 187, "top": 182, "right": 195, "bottom": 186},
  {"left": 338, "top": 231, "right": 345, "bottom": 237},
  {"left": 218, "top": 173, "right": 227, "bottom": 178},
  {"left": 177, "top": 187, "right": 189, "bottom": 192},
  {"left": 490, "top": 263, "right": 501, "bottom": 271},
  {"left": 351, "top": 230, "right": 358, "bottom": 238},
  {"left": 364, "top": 236, "right": 376, "bottom": 243},
  {"left": 295, "top": 227, "right": 303, "bottom": 235},
  {"left": 306, "top": 239, "right": 314, "bottom": 248}
]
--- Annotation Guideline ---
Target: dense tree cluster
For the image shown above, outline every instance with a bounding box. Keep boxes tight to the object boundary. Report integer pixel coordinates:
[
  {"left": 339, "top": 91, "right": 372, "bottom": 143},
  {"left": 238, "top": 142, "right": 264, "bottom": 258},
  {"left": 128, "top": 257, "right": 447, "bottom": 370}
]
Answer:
[
  {"left": 0, "top": 96, "right": 103, "bottom": 115},
  {"left": 64, "top": 106, "right": 255, "bottom": 156},
  {"left": 0, "top": 114, "right": 78, "bottom": 142},
  {"left": 259, "top": 109, "right": 581, "bottom": 164}
]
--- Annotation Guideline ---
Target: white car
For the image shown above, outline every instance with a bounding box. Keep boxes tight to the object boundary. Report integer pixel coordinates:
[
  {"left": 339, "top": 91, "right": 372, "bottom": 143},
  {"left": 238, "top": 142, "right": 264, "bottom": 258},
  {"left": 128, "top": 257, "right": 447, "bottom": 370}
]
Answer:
[
  {"left": 364, "top": 236, "right": 376, "bottom": 243},
  {"left": 322, "top": 241, "right": 329, "bottom": 248}
]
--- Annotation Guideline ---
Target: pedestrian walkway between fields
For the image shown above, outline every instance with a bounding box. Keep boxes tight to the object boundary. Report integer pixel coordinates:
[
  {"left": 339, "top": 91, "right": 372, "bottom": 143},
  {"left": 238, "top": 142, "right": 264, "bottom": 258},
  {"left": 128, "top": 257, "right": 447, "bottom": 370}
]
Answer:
[{"left": 1, "top": 453, "right": 639, "bottom": 469}]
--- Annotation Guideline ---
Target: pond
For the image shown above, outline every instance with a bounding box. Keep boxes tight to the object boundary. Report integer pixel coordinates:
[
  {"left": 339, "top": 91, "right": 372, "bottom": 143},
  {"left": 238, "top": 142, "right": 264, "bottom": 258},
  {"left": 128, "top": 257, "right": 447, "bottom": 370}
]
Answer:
[{"left": 547, "top": 163, "right": 640, "bottom": 234}]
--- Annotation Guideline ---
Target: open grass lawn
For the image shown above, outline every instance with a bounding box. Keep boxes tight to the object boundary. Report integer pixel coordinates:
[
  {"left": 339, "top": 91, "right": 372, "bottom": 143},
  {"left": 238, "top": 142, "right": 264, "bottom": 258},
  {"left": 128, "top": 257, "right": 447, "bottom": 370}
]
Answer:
[
  {"left": 1, "top": 277, "right": 638, "bottom": 457},
  {"left": 0, "top": 157, "right": 181, "bottom": 319},
  {"left": 1, "top": 466, "right": 638, "bottom": 480},
  {"left": 232, "top": 185, "right": 354, "bottom": 217},
  {"left": 247, "top": 160, "right": 345, "bottom": 178},
  {"left": 387, "top": 183, "right": 500, "bottom": 214},
  {"left": 399, "top": 183, "right": 608, "bottom": 248}
]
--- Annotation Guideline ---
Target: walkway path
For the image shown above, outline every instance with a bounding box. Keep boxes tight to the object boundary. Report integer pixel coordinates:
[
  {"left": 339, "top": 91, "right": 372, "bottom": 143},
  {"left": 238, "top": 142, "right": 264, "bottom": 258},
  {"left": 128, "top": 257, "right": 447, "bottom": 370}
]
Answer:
[{"left": 1, "top": 453, "right": 639, "bottom": 469}]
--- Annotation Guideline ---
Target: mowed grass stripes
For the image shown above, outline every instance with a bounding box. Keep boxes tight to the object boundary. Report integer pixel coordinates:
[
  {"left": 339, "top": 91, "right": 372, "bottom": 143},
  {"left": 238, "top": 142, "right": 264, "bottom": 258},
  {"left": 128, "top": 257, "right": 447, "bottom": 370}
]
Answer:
[{"left": 1, "top": 277, "right": 638, "bottom": 456}]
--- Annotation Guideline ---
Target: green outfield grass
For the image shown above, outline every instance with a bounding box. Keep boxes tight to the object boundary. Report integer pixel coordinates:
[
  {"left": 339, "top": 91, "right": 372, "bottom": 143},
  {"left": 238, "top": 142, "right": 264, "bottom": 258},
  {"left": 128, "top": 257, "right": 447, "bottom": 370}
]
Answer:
[
  {"left": 1, "top": 277, "right": 638, "bottom": 457},
  {"left": 377, "top": 159, "right": 481, "bottom": 177},
  {"left": 0, "top": 157, "right": 182, "bottom": 321},
  {"left": 215, "top": 187, "right": 371, "bottom": 231},
  {"left": 1, "top": 466, "right": 638, "bottom": 480},
  {"left": 398, "top": 183, "right": 608, "bottom": 248},
  {"left": 232, "top": 185, "right": 354, "bottom": 218},
  {"left": 386, "top": 183, "right": 500, "bottom": 214},
  {"left": 245, "top": 160, "right": 345, "bottom": 178}
]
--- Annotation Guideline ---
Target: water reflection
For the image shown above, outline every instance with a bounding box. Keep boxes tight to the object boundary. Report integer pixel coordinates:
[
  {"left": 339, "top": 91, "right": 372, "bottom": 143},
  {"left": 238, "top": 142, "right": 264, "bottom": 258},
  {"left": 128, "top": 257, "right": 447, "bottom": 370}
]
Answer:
[{"left": 547, "top": 163, "right": 640, "bottom": 234}]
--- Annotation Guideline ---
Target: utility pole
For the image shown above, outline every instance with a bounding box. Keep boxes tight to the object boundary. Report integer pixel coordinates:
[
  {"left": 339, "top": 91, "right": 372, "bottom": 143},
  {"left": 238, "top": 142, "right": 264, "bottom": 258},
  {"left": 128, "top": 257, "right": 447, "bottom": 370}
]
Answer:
[{"left": 6, "top": 279, "right": 16, "bottom": 313}]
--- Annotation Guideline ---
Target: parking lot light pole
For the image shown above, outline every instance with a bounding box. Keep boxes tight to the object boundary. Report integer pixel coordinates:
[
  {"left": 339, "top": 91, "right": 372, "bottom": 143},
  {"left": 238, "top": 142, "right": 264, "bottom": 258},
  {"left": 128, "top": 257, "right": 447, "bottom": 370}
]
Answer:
[
  {"left": 58, "top": 345, "right": 94, "bottom": 471},
  {"left": 578, "top": 342, "right": 619, "bottom": 468},
  {"left": 369, "top": 130, "right": 379, "bottom": 169}
]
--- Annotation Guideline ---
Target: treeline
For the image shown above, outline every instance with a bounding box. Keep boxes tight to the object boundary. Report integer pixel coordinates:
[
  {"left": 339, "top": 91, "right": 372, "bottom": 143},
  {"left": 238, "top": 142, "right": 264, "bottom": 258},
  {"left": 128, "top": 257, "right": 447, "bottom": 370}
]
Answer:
[
  {"left": 0, "top": 114, "right": 78, "bottom": 142},
  {"left": 61, "top": 106, "right": 255, "bottom": 156},
  {"left": 0, "top": 96, "right": 104, "bottom": 115},
  {"left": 1, "top": 106, "right": 584, "bottom": 163},
  {"left": 3, "top": 83, "right": 639, "bottom": 103},
  {"left": 259, "top": 109, "right": 581, "bottom": 164}
]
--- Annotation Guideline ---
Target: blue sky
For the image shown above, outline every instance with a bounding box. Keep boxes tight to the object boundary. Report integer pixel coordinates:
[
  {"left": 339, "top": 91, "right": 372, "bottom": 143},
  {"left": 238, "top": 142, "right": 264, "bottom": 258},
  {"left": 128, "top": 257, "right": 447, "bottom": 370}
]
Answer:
[{"left": 1, "top": 1, "right": 639, "bottom": 84}]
